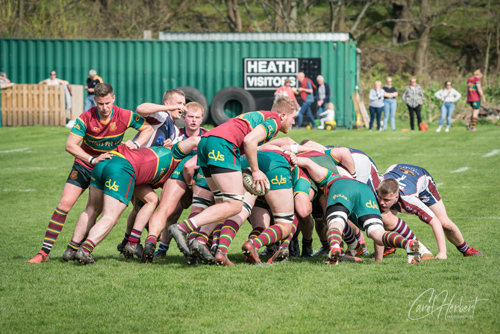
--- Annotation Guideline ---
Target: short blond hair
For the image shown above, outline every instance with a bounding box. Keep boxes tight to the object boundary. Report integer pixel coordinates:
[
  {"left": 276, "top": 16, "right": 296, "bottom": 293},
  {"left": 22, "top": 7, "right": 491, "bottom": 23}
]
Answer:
[
  {"left": 378, "top": 179, "right": 399, "bottom": 195},
  {"left": 162, "top": 88, "right": 185, "bottom": 103},
  {"left": 327, "top": 102, "right": 334, "bottom": 110},
  {"left": 272, "top": 96, "right": 298, "bottom": 114},
  {"left": 185, "top": 101, "right": 204, "bottom": 116},
  {"left": 474, "top": 69, "right": 482, "bottom": 76}
]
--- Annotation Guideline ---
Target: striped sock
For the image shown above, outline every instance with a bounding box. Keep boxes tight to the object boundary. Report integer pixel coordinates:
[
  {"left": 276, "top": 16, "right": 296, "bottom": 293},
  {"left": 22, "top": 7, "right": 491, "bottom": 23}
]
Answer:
[
  {"left": 327, "top": 228, "right": 343, "bottom": 248},
  {"left": 129, "top": 229, "right": 142, "bottom": 246},
  {"left": 68, "top": 239, "right": 81, "bottom": 251},
  {"left": 280, "top": 215, "right": 299, "bottom": 247},
  {"left": 382, "top": 231, "right": 408, "bottom": 249},
  {"left": 158, "top": 242, "right": 169, "bottom": 252},
  {"left": 82, "top": 239, "right": 96, "bottom": 254},
  {"left": 218, "top": 220, "right": 240, "bottom": 254},
  {"left": 178, "top": 218, "right": 198, "bottom": 233},
  {"left": 195, "top": 231, "right": 209, "bottom": 244},
  {"left": 302, "top": 238, "right": 313, "bottom": 247},
  {"left": 251, "top": 225, "right": 284, "bottom": 250},
  {"left": 355, "top": 230, "right": 365, "bottom": 245},
  {"left": 393, "top": 218, "right": 416, "bottom": 240},
  {"left": 248, "top": 226, "right": 265, "bottom": 240},
  {"left": 41, "top": 207, "right": 68, "bottom": 254},
  {"left": 471, "top": 117, "right": 477, "bottom": 129},
  {"left": 145, "top": 235, "right": 158, "bottom": 247},
  {"left": 121, "top": 233, "right": 130, "bottom": 246},
  {"left": 343, "top": 223, "right": 357, "bottom": 248},
  {"left": 211, "top": 222, "right": 224, "bottom": 248},
  {"left": 456, "top": 241, "right": 470, "bottom": 254}
]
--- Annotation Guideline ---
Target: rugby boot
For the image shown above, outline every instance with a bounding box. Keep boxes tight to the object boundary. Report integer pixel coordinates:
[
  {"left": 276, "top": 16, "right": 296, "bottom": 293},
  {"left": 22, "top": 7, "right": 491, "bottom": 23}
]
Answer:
[
  {"left": 210, "top": 245, "right": 218, "bottom": 257},
  {"left": 123, "top": 242, "right": 138, "bottom": 260},
  {"left": 406, "top": 240, "right": 421, "bottom": 264},
  {"left": 313, "top": 246, "right": 329, "bottom": 256},
  {"left": 418, "top": 241, "right": 434, "bottom": 260},
  {"left": 370, "top": 247, "right": 396, "bottom": 258},
  {"left": 289, "top": 239, "right": 300, "bottom": 258},
  {"left": 186, "top": 254, "right": 199, "bottom": 265},
  {"left": 215, "top": 250, "right": 235, "bottom": 266},
  {"left": 261, "top": 243, "right": 279, "bottom": 257},
  {"left": 242, "top": 241, "right": 261, "bottom": 264},
  {"left": 28, "top": 250, "right": 49, "bottom": 263},
  {"left": 75, "top": 248, "right": 96, "bottom": 265},
  {"left": 142, "top": 242, "right": 156, "bottom": 263},
  {"left": 168, "top": 224, "right": 190, "bottom": 257},
  {"left": 301, "top": 244, "right": 314, "bottom": 258},
  {"left": 154, "top": 249, "right": 167, "bottom": 259},
  {"left": 326, "top": 245, "right": 342, "bottom": 265},
  {"left": 339, "top": 254, "right": 364, "bottom": 262},
  {"left": 117, "top": 242, "right": 125, "bottom": 254},
  {"left": 134, "top": 243, "right": 144, "bottom": 259},
  {"left": 62, "top": 247, "right": 77, "bottom": 262},
  {"left": 463, "top": 247, "right": 484, "bottom": 257},
  {"left": 190, "top": 240, "right": 216, "bottom": 265},
  {"left": 268, "top": 246, "right": 289, "bottom": 263}
]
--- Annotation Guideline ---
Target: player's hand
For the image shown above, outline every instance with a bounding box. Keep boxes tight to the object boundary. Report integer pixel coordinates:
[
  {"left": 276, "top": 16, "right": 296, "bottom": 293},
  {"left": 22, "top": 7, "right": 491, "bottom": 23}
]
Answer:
[
  {"left": 94, "top": 153, "right": 113, "bottom": 164},
  {"left": 483, "top": 97, "right": 486, "bottom": 103},
  {"left": 318, "top": 100, "right": 324, "bottom": 106},
  {"left": 252, "top": 169, "right": 268, "bottom": 193},
  {"left": 283, "top": 150, "right": 297, "bottom": 165},
  {"left": 163, "top": 139, "right": 173, "bottom": 148},
  {"left": 124, "top": 140, "right": 138, "bottom": 150},
  {"left": 435, "top": 252, "right": 447, "bottom": 260}
]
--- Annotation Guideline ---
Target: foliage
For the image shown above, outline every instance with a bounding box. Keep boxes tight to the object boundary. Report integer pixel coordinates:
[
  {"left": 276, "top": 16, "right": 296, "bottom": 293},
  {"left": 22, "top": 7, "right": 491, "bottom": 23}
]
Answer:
[{"left": 1, "top": 125, "right": 500, "bottom": 333}]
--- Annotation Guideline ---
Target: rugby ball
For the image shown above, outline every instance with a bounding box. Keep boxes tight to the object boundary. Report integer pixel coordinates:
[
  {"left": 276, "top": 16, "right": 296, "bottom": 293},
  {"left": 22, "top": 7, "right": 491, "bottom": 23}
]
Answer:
[{"left": 242, "top": 167, "right": 270, "bottom": 196}]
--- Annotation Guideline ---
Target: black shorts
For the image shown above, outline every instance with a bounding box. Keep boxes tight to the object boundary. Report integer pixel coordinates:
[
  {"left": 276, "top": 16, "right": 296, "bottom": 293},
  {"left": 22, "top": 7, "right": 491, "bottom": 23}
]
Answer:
[{"left": 65, "top": 161, "right": 92, "bottom": 189}]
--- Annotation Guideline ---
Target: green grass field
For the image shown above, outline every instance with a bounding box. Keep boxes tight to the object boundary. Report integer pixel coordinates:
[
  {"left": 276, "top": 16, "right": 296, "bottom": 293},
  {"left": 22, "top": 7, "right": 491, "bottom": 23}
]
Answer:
[{"left": 1, "top": 123, "right": 499, "bottom": 333}]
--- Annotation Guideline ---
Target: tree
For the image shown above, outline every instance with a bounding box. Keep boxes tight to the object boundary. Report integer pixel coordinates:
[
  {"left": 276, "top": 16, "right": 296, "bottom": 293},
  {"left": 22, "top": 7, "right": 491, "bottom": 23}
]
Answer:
[{"left": 391, "top": 0, "right": 418, "bottom": 44}]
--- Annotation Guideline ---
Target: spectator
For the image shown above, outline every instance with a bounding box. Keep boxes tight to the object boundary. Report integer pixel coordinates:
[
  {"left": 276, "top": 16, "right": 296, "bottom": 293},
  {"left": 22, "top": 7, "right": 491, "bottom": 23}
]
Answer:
[
  {"left": 315, "top": 75, "right": 331, "bottom": 116},
  {"left": 84, "top": 69, "right": 103, "bottom": 111},
  {"left": 317, "top": 102, "right": 335, "bottom": 130},
  {"left": 434, "top": 81, "right": 461, "bottom": 133},
  {"left": 382, "top": 76, "right": 398, "bottom": 131},
  {"left": 274, "top": 78, "right": 298, "bottom": 104},
  {"left": 401, "top": 77, "right": 425, "bottom": 131},
  {"left": 0, "top": 72, "right": 14, "bottom": 89},
  {"left": 466, "top": 69, "right": 486, "bottom": 132},
  {"left": 295, "top": 72, "right": 317, "bottom": 129},
  {"left": 368, "top": 80, "right": 384, "bottom": 131},
  {"left": 39, "top": 70, "right": 69, "bottom": 86}
]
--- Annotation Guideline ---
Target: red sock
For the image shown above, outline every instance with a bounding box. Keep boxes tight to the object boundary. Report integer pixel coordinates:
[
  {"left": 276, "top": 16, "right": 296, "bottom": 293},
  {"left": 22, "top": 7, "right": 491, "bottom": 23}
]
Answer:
[
  {"left": 382, "top": 231, "right": 408, "bottom": 249},
  {"left": 218, "top": 220, "right": 240, "bottom": 254},
  {"left": 251, "top": 225, "right": 284, "bottom": 250}
]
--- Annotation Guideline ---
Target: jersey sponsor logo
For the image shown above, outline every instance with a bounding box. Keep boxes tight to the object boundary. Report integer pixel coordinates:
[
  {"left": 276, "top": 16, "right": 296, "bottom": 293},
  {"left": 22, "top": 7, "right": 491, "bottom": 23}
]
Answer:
[
  {"left": 271, "top": 175, "right": 287, "bottom": 185},
  {"left": 332, "top": 194, "right": 348, "bottom": 201},
  {"left": 105, "top": 179, "right": 119, "bottom": 191},
  {"left": 110, "top": 122, "right": 117, "bottom": 131},
  {"left": 197, "top": 172, "right": 205, "bottom": 179},
  {"left": 398, "top": 167, "right": 415, "bottom": 176},
  {"left": 208, "top": 150, "right": 224, "bottom": 161},
  {"left": 74, "top": 123, "right": 81, "bottom": 130},
  {"left": 135, "top": 115, "right": 141, "bottom": 122},
  {"left": 70, "top": 171, "right": 78, "bottom": 180},
  {"left": 366, "top": 200, "right": 379, "bottom": 210},
  {"left": 93, "top": 126, "right": 101, "bottom": 131},
  {"left": 267, "top": 125, "right": 274, "bottom": 133}
]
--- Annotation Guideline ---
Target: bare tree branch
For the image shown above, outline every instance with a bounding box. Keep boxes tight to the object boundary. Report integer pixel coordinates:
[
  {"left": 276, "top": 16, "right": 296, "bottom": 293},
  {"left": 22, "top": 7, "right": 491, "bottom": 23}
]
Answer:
[
  {"left": 350, "top": 0, "right": 375, "bottom": 34},
  {"left": 243, "top": 0, "right": 262, "bottom": 32},
  {"left": 208, "top": 0, "right": 237, "bottom": 31}
]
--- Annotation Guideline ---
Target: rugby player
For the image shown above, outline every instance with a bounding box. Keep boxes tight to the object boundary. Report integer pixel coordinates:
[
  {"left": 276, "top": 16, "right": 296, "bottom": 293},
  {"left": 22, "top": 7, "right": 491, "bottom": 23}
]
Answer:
[
  {"left": 296, "top": 157, "right": 421, "bottom": 265},
  {"left": 377, "top": 164, "right": 483, "bottom": 259},
  {"left": 29, "top": 83, "right": 153, "bottom": 263},
  {"left": 161, "top": 96, "right": 298, "bottom": 260},
  {"left": 73, "top": 137, "right": 200, "bottom": 264}
]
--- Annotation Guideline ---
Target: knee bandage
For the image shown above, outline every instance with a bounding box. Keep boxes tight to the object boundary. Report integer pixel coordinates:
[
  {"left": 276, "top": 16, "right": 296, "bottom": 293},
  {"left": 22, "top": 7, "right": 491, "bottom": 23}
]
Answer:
[
  {"left": 363, "top": 217, "right": 384, "bottom": 237},
  {"left": 213, "top": 190, "right": 223, "bottom": 201},
  {"left": 326, "top": 211, "right": 348, "bottom": 230},
  {"left": 192, "top": 195, "right": 212, "bottom": 209},
  {"left": 221, "top": 192, "right": 244, "bottom": 202},
  {"left": 273, "top": 212, "right": 294, "bottom": 224},
  {"left": 242, "top": 200, "right": 253, "bottom": 216}
]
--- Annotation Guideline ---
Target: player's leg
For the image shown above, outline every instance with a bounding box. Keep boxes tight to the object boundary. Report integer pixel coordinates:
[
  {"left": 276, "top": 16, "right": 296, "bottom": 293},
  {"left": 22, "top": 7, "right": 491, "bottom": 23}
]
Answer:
[
  {"left": 29, "top": 164, "right": 89, "bottom": 263},
  {"left": 76, "top": 194, "right": 128, "bottom": 265},
  {"left": 123, "top": 185, "right": 158, "bottom": 259},
  {"left": 243, "top": 188, "right": 295, "bottom": 264},
  {"left": 429, "top": 200, "right": 483, "bottom": 256},
  {"left": 293, "top": 192, "right": 314, "bottom": 257}
]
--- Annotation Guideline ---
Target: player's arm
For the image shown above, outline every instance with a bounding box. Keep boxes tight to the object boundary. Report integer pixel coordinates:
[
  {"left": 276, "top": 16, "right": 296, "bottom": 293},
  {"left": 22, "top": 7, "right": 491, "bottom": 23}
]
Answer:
[
  {"left": 182, "top": 155, "right": 199, "bottom": 188},
  {"left": 296, "top": 157, "right": 329, "bottom": 184},
  {"left": 65, "top": 133, "right": 112, "bottom": 165},
  {"left": 243, "top": 126, "right": 269, "bottom": 191},
  {"left": 477, "top": 82, "right": 486, "bottom": 103},
  {"left": 123, "top": 122, "right": 154, "bottom": 149},
  {"left": 38, "top": 79, "right": 48, "bottom": 85},
  {"left": 428, "top": 217, "right": 447, "bottom": 259},
  {"left": 178, "top": 136, "right": 201, "bottom": 154},
  {"left": 135, "top": 103, "right": 187, "bottom": 117},
  {"left": 330, "top": 147, "right": 356, "bottom": 176}
]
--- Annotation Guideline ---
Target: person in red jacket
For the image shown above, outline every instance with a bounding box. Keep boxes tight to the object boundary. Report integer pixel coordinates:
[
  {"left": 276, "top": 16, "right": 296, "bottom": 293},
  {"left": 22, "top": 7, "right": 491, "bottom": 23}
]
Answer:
[{"left": 295, "top": 72, "right": 317, "bottom": 129}]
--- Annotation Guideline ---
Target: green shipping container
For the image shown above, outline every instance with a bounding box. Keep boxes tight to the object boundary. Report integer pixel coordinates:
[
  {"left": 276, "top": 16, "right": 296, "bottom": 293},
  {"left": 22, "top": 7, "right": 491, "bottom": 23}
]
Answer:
[{"left": 0, "top": 34, "right": 359, "bottom": 128}]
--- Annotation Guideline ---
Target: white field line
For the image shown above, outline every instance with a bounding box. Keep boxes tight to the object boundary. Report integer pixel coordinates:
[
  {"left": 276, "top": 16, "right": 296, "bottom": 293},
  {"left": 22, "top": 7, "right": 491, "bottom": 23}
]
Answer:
[
  {"left": 450, "top": 167, "right": 470, "bottom": 173},
  {"left": 483, "top": 149, "right": 500, "bottom": 158},
  {"left": 0, "top": 148, "right": 29, "bottom": 153}
]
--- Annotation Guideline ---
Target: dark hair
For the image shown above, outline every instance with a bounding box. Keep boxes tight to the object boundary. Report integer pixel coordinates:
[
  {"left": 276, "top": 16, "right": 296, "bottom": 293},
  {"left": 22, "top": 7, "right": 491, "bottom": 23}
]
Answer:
[
  {"left": 444, "top": 81, "right": 451, "bottom": 88},
  {"left": 50, "top": 70, "right": 57, "bottom": 75},
  {"left": 94, "top": 83, "right": 114, "bottom": 98}
]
